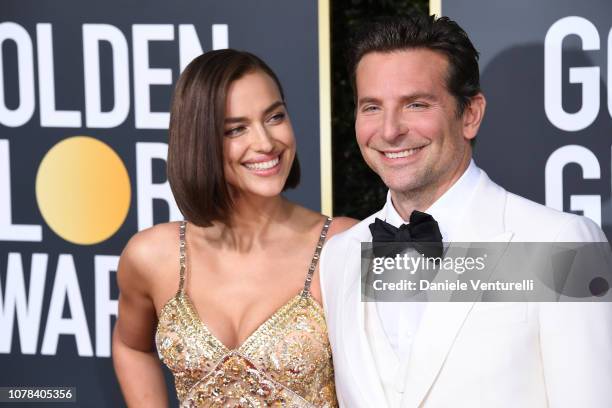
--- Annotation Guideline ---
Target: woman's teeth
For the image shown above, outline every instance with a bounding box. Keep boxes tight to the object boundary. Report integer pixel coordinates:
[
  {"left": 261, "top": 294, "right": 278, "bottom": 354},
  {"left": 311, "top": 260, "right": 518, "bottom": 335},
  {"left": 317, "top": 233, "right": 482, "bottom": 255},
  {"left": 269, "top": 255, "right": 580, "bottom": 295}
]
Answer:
[
  {"left": 244, "top": 157, "right": 279, "bottom": 170},
  {"left": 384, "top": 147, "right": 422, "bottom": 159}
]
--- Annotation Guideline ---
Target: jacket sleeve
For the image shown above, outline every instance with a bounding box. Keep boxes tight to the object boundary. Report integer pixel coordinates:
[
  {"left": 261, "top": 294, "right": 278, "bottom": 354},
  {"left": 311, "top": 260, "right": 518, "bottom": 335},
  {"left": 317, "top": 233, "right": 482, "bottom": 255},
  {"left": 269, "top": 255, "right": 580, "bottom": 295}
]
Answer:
[{"left": 540, "top": 215, "right": 612, "bottom": 408}]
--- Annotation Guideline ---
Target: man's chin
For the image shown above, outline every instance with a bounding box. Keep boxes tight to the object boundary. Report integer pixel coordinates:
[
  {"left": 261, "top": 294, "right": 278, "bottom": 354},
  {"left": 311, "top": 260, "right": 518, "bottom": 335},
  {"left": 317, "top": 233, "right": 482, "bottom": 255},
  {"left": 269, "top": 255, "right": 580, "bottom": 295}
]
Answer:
[
  {"left": 382, "top": 180, "right": 423, "bottom": 195},
  {"left": 379, "top": 172, "right": 426, "bottom": 193}
]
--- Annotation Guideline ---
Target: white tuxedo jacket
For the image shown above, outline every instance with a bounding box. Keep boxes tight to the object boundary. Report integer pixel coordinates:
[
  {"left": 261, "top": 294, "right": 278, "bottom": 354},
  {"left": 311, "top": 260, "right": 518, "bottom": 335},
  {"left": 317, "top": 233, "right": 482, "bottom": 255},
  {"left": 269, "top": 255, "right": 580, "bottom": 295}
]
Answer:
[{"left": 320, "top": 169, "right": 612, "bottom": 408}]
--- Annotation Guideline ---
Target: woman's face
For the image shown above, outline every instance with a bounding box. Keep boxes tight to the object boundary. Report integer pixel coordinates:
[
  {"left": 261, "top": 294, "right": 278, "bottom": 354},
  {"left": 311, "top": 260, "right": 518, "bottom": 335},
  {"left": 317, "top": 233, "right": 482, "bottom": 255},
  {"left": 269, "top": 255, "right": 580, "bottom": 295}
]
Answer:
[{"left": 222, "top": 70, "right": 296, "bottom": 199}]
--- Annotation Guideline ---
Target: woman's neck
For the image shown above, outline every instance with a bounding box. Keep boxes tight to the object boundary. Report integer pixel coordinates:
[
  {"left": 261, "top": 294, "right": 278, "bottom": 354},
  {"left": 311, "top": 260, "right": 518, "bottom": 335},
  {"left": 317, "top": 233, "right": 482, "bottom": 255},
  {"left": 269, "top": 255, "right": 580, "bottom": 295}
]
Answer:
[
  {"left": 205, "top": 194, "right": 293, "bottom": 251},
  {"left": 229, "top": 193, "right": 290, "bottom": 232}
]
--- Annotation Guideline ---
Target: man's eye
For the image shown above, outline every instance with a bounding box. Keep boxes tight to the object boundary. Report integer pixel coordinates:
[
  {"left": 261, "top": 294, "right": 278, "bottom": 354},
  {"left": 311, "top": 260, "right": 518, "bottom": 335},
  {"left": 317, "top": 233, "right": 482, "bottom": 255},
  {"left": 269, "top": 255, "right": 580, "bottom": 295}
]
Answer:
[
  {"left": 225, "top": 126, "right": 245, "bottom": 137},
  {"left": 407, "top": 102, "right": 427, "bottom": 109},
  {"left": 362, "top": 105, "right": 379, "bottom": 112}
]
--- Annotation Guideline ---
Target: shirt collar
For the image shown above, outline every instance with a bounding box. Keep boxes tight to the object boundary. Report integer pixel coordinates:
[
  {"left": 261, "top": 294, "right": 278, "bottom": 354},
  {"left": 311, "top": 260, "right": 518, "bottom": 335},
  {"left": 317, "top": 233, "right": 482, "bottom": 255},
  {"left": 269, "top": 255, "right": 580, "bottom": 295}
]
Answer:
[{"left": 383, "top": 159, "right": 481, "bottom": 241}]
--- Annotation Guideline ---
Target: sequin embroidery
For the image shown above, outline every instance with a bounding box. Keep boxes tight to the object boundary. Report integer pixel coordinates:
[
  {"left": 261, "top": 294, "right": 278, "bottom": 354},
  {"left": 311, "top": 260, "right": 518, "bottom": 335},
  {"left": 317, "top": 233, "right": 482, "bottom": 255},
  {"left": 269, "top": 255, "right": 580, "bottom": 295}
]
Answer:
[{"left": 155, "top": 219, "right": 337, "bottom": 407}]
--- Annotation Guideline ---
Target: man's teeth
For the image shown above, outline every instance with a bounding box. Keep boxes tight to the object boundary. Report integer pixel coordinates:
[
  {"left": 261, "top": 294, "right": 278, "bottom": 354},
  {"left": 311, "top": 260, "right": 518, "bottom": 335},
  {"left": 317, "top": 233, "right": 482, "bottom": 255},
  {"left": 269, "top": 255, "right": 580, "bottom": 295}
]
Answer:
[
  {"left": 384, "top": 148, "right": 421, "bottom": 159},
  {"left": 244, "top": 157, "right": 279, "bottom": 170}
]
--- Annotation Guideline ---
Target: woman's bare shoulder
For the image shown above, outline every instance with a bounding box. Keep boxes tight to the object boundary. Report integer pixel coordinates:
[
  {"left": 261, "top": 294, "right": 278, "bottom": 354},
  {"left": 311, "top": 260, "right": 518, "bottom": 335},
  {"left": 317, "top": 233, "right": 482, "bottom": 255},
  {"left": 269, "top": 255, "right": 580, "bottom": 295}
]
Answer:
[
  {"left": 118, "top": 222, "right": 182, "bottom": 290},
  {"left": 327, "top": 216, "right": 358, "bottom": 239},
  {"left": 287, "top": 203, "right": 358, "bottom": 238},
  {"left": 288, "top": 204, "right": 357, "bottom": 230},
  {"left": 122, "top": 222, "right": 181, "bottom": 262}
]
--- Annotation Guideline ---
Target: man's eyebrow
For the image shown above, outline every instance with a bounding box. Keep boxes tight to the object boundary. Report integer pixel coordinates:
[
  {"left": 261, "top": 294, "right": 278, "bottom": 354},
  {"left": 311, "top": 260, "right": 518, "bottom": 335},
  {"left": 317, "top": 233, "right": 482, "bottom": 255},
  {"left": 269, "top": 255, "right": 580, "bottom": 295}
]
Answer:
[
  {"left": 357, "top": 93, "right": 437, "bottom": 107},
  {"left": 357, "top": 97, "right": 380, "bottom": 106},
  {"left": 224, "top": 101, "right": 285, "bottom": 123},
  {"left": 400, "top": 92, "right": 437, "bottom": 101}
]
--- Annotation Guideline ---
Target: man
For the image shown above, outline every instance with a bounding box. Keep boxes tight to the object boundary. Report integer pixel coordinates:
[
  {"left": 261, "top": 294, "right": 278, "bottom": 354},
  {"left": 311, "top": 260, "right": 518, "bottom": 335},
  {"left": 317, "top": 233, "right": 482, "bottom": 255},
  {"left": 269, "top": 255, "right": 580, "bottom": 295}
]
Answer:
[{"left": 320, "top": 13, "right": 612, "bottom": 408}]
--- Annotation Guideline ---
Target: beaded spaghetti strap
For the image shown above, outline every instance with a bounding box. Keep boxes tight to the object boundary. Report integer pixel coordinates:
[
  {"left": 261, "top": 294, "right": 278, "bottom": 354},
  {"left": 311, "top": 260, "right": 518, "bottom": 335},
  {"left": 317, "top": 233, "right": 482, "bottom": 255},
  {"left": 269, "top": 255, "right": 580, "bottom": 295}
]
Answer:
[
  {"left": 301, "top": 216, "right": 332, "bottom": 298},
  {"left": 177, "top": 220, "right": 187, "bottom": 296}
]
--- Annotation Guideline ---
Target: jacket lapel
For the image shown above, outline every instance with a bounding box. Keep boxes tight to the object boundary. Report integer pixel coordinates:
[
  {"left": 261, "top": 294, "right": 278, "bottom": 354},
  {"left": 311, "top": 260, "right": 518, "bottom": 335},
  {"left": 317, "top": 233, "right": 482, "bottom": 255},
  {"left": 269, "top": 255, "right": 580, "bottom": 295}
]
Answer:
[
  {"left": 400, "top": 170, "right": 514, "bottom": 407},
  {"left": 338, "top": 213, "right": 388, "bottom": 407}
]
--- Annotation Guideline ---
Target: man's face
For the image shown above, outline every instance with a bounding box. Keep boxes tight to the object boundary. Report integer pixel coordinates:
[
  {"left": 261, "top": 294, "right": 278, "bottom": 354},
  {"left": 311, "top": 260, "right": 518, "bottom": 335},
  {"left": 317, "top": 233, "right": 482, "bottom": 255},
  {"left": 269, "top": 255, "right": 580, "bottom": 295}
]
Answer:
[{"left": 355, "top": 49, "right": 477, "bottom": 197}]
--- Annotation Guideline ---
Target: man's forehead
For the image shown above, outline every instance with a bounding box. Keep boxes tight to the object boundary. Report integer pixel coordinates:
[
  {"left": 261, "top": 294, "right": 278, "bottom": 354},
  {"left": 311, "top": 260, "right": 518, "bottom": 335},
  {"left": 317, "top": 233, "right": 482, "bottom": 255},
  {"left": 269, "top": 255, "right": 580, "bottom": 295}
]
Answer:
[
  {"left": 355, "top": 49, "right": 449, "bottom": 95},
  {"left": 356, "top": 49, "right": 449, "bottom": 75}
]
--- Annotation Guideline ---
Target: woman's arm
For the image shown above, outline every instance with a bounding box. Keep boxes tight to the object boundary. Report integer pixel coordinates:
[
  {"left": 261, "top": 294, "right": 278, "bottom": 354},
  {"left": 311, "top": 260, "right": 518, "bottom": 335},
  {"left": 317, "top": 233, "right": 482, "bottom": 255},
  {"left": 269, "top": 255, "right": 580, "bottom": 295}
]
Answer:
[{"left": 112, "top": 234, "right": 169, "bottom": 407}]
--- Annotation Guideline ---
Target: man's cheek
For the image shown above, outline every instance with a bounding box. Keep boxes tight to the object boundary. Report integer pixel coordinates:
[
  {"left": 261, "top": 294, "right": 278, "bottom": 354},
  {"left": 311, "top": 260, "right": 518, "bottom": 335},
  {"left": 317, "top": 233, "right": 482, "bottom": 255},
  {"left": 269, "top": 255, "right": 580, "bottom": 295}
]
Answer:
[{"left": 355, "top": 123, "right": 376, "bottom": 147}]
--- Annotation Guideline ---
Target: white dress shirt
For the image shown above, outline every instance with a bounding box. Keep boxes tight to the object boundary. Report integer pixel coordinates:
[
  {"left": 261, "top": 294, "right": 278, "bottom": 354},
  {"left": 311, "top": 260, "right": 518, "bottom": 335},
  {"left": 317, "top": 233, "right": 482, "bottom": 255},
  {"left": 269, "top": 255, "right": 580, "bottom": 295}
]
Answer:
[{"left": 376, "top": 160, "right": 481, "bottom": 360}]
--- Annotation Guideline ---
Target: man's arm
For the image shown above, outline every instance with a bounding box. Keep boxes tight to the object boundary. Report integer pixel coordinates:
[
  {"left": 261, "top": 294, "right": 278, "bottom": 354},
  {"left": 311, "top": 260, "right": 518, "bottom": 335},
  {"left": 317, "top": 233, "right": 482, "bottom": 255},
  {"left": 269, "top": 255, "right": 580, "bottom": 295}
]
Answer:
[
  {"left": 540, "top": 216, "right": 612, "bottom": 408},
  {"left": 319, "top": 234, "right": 349, "bottom": 408}
]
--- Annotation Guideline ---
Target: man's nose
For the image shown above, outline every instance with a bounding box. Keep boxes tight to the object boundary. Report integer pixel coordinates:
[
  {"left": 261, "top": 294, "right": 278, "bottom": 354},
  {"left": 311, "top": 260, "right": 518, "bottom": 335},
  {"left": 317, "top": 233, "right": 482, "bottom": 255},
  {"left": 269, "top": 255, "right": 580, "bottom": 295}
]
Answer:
[{"left": 381, "top": 110, "right": 407, "bottom": 143}]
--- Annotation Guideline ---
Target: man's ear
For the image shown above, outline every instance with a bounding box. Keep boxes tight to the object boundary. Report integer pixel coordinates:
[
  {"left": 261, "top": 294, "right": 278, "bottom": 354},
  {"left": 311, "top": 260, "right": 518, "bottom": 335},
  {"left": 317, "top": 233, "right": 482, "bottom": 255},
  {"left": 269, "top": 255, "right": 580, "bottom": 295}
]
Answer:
[{"left": 462, "top": 93, "right": 486, "bottom": 141}]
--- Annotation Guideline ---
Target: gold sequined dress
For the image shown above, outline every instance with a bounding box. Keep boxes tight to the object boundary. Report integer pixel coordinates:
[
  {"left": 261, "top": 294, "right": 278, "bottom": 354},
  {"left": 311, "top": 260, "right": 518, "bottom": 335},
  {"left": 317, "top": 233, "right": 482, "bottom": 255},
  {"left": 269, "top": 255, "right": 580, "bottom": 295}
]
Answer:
[{"left": 155, "top": 219, "right": 338, "bottom": 407}]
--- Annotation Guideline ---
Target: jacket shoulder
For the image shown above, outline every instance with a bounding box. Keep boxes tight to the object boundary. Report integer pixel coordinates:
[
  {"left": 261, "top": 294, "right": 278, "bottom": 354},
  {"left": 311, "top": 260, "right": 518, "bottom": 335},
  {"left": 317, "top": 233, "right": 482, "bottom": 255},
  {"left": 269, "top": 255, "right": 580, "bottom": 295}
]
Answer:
[{"left": 505, "top": 192, "right": 606, "bottom": 242}]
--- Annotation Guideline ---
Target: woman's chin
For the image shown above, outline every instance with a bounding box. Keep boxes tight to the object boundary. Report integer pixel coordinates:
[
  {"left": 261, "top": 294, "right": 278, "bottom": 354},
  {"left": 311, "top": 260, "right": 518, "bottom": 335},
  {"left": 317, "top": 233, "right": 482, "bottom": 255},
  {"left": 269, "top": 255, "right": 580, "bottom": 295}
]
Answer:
[{"left": 234, "top": 184, "right": 286, "bottom": 200}]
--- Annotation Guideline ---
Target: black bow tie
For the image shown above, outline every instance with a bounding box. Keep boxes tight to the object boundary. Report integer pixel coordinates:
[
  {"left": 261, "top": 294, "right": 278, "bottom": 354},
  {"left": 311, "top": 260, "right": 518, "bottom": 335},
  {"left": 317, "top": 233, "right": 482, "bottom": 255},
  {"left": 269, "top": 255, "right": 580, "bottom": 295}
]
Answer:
[{"left": 369, "top": 210, "right": 443, "bottom": 258}]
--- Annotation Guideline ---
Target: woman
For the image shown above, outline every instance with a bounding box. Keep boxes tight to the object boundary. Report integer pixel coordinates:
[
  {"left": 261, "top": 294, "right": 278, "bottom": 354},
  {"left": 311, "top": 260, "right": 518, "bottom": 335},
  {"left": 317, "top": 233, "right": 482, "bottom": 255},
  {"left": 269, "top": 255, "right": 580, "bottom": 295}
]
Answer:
[{"left": 112, "top": 49, "right": 356, "bottom": 407}]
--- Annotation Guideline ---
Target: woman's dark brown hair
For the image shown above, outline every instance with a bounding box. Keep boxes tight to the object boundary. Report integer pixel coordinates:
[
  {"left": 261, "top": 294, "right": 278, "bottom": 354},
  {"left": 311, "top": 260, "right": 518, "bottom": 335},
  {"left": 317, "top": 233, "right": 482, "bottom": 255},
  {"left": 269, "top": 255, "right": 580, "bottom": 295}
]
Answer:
[{"left": 168, "top": 49, "right": 300, "bottom": 227}]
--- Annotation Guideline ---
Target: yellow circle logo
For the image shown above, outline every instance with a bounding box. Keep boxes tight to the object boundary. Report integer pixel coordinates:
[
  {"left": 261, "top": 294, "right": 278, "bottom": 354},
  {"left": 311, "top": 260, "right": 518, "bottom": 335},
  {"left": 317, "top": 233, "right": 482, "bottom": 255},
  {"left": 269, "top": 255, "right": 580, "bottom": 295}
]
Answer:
[{"left": 36, "top": 136, "right": 131, "bottom": 245}]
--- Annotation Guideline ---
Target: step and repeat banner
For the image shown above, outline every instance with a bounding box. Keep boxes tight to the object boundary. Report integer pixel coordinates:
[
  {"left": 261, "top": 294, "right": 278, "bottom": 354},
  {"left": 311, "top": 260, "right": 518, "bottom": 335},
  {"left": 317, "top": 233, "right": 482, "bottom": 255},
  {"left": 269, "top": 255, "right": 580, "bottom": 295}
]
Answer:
[
  {"left": 0, "top": 1, "right": 324, "bottom": 406},
  {"left": 443, "top": 0, "right": 612, "bottom": 241}
]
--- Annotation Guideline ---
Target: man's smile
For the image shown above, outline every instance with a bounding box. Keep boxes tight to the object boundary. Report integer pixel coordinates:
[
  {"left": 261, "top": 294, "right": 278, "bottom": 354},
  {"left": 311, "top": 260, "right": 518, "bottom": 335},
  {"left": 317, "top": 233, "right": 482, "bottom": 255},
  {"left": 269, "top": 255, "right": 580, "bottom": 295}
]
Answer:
[{"left": 381, "top": 146, "right": 425, "bottom": 159}]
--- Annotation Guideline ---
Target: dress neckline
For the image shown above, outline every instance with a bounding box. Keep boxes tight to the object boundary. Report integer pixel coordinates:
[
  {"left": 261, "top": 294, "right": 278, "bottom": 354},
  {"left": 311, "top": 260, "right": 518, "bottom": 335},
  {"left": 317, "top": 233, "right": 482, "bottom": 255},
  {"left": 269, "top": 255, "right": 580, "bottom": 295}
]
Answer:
[
  {"left": 157, "top": 216, "right": 332, "bottom": 352},
  {"left": 175, "top": 291, "right": 324, "bottom": 353}
]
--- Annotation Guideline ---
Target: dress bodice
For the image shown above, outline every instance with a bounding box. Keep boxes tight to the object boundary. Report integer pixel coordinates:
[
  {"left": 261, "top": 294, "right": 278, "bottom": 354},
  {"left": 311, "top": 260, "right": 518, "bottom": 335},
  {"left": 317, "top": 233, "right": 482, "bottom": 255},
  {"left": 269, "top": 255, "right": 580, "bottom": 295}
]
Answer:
[{"left": 155, "top": 219, "right": 338, "bottom": 407}]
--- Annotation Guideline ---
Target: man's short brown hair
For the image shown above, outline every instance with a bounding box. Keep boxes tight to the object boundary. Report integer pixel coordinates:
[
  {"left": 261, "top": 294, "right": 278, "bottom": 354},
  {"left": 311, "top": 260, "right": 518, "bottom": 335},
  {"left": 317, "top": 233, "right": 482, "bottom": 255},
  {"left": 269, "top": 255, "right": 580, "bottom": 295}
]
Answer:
[{"left": 348, "top": 13, "right": 481, "bottom": 117}]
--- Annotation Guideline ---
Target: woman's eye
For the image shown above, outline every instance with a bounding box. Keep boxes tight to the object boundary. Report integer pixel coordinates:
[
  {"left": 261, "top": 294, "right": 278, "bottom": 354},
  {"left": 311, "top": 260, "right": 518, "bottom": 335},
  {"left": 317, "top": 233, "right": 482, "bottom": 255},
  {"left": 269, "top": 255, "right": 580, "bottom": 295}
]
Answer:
[
  {"left": 224, "top": 126, "right": 245, "bottom": 137},
  {"left": 268, "top": 112, "right": 286, "bottom": 123}
]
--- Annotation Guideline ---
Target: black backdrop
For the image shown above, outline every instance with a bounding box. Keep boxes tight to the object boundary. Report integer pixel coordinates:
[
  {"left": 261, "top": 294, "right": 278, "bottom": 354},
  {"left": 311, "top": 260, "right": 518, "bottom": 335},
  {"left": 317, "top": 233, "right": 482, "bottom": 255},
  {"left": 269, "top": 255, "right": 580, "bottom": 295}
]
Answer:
[{"left": 0, "top": 1, "right": 322, "bottom": 406}]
